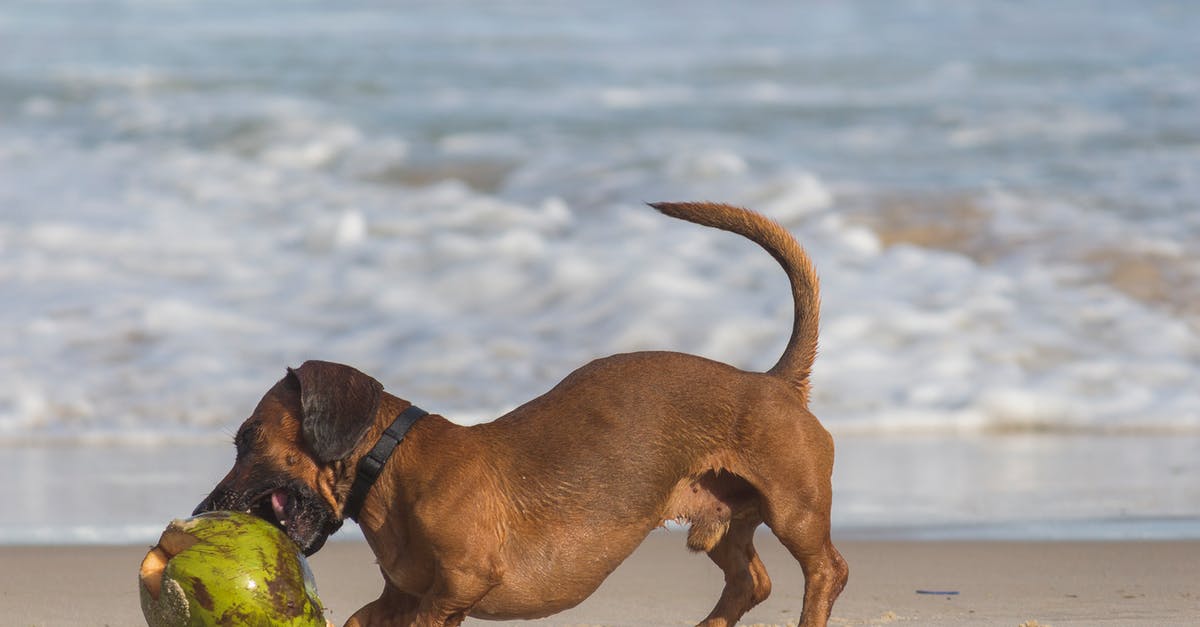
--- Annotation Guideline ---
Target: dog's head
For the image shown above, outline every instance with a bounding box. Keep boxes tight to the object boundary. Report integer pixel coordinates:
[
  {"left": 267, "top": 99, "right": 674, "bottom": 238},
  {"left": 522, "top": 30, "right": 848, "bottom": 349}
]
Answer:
[{"left": 193, "top": 360, "right": 385, "bottom": 555}]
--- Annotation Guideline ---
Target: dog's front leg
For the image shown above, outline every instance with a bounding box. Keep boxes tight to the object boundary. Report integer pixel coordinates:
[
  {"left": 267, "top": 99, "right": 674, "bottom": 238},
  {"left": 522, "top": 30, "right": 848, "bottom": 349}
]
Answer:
[
  {"left": 346, "top": 568, "right": 498, "bottom": 626},
  {"left": 404, "top": 567, "right": 500, "bottom": 627},
  {"left": 343, "top": 578, "right": 419, "bottom": 627}
]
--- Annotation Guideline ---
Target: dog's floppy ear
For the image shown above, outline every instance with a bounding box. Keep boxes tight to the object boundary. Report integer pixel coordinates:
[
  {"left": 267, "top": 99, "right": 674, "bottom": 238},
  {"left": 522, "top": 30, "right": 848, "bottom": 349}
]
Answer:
[{"left": 288, "top": 360, "right": 384, "bottom": 463}]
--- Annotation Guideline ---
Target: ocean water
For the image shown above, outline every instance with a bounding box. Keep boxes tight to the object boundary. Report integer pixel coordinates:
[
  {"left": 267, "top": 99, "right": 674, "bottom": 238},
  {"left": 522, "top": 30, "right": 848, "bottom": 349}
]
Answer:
[
  {"left": 3, "top": 435, "right": 1197, "bottom": 545},
  {"left": 2, "top": 1, "right": 1198, "bottom": 542}
]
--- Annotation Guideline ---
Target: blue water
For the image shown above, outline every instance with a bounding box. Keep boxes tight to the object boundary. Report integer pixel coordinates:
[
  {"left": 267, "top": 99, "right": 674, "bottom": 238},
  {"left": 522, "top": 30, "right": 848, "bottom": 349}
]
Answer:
[
  {"left": 1, "top": 1, "right": 1198, "bottom": 541},
  {"left": 2, "top": 435, "right": 1197, "bottom": 544}
]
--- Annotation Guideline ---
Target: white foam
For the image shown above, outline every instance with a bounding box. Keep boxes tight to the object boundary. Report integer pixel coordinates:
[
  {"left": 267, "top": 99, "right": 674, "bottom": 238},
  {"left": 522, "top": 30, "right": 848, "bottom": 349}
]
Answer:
[
  {"left": 948, "top": 107, "right": 1126, "bottom": 148},
  {"left": 598, "top": 86, "right": 692, "bottom": 109},
  {"left": 3, "top": 155, "right": 1198, "bottom": 438},
  {"left": 438, "top": 132, "right": 525, "bottom": 158},
  {"left": 666, "top": 149, "right": 749, "bottom": 180},
  {"left": 1, "top": 1, "right": 1197, "bottom": 443}
]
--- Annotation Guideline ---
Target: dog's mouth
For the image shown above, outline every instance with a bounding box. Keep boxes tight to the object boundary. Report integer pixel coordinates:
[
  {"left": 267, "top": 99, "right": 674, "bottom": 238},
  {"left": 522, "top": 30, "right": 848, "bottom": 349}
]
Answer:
[
  {"left": 250, "top": 488, "right": 295, "bottom": 530},
  {"left": 194, "top": 482, "right": 340, "bottom": 557},
  {"left": 243, "top": 486, "right": 340, "bottom": 556}
]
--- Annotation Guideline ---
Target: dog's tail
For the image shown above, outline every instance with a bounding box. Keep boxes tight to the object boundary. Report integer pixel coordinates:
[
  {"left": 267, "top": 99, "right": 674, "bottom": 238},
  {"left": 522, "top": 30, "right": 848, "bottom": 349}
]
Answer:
[{"left": 649, "top": 202, "right": 820, "bottom": 398}]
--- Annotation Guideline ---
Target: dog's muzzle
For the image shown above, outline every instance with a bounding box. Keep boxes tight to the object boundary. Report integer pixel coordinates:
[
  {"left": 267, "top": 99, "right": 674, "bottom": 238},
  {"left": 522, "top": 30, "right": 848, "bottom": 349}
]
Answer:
[{"left": 193, "top": 482, "right": 342, "bottom": 556}]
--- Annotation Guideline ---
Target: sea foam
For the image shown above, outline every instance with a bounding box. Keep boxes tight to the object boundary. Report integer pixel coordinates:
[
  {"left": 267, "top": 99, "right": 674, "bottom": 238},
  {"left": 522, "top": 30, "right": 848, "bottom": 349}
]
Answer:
[{"left": 1, "top": 1, "right": 1198, "bottom": 444}]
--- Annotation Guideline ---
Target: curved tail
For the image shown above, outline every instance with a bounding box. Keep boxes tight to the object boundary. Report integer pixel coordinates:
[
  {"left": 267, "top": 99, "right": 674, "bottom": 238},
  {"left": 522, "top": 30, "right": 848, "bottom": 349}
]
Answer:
[{"left": 649, "top": 202, "right": 820, "bottom": 398}]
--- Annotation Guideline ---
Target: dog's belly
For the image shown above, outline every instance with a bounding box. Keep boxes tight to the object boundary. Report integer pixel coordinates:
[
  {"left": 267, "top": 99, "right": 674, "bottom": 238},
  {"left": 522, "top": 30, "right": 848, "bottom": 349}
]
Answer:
[
  {"left": 469, "top": 471, "right": 757, "bottom": 619},
  {"left": 470, "top": 519, "right": 658, "bottom": 619}
]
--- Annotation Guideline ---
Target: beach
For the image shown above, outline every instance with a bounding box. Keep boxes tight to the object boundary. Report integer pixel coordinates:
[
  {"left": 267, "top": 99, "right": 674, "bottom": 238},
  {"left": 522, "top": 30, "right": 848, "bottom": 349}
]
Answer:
[{"left": 8, "top": 533, "right": 1198, "bottom": 626}]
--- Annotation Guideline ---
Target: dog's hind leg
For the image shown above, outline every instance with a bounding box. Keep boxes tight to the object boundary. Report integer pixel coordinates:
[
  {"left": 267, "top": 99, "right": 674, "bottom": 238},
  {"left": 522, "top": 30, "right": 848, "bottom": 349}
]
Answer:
[
  {"left": 746, "top": 421, "right": 848, "bottom": 627},
  {"left": 695, "top": 514, "right": 772, "bottom": 627},
  {"left": 768, "top": 509, "right": 847, "bottom": 627}
]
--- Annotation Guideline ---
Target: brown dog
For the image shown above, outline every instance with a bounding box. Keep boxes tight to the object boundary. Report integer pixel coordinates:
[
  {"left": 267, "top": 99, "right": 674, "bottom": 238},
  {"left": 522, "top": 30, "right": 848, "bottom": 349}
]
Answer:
[{"left": 195, "top": 202, "right": 847, "bottom": 627}]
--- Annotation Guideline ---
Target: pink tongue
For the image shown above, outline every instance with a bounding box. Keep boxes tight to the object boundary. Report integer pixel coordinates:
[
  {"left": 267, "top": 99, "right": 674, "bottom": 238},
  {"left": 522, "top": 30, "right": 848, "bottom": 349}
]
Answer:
[{"left": 271, "top": 490, "right": 289, "bottom": 526}]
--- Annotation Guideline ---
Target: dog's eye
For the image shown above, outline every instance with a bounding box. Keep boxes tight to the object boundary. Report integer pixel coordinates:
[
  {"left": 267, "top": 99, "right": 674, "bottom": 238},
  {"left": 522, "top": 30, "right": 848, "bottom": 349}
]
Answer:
[{"left": 235, "top": 424, "right": 260, "bottom": 459}]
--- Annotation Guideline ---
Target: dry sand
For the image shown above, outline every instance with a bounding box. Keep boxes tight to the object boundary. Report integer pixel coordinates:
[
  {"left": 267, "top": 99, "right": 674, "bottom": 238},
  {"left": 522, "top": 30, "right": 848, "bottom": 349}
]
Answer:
[{"left": 5, "top": 532, "right": 1197, "bottom": 626}]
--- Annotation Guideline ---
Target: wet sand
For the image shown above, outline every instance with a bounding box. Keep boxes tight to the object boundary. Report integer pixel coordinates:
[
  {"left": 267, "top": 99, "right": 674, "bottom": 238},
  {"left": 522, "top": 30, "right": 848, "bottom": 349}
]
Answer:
[{"left": 7, "top": 532, "right": 1198, "bottom": 626}]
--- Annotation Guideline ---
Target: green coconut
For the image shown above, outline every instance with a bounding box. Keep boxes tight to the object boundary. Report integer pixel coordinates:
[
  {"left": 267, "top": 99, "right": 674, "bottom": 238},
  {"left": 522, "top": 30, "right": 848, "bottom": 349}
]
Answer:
[{"left": 138, "top": 511, "right": 332, "bottom": 627}]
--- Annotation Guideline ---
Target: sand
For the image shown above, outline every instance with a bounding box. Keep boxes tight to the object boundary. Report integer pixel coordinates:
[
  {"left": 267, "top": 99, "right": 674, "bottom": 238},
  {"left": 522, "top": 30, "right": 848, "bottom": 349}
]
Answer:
[{"left": 5, "top": 532, "right": 1197, "bottom": 626}]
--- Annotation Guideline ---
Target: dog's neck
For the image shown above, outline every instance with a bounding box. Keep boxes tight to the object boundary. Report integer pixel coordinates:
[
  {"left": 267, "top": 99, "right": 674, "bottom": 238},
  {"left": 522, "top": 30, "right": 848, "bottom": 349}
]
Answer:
[{"left": 343, "top": 404, "right": 428, "bottom": 521}]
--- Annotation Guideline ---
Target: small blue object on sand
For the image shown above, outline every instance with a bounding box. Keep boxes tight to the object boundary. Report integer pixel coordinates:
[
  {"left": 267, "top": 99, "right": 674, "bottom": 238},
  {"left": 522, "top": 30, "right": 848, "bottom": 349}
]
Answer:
[{"left": 916, "top": 590, "right": 960, "bottom": 595}]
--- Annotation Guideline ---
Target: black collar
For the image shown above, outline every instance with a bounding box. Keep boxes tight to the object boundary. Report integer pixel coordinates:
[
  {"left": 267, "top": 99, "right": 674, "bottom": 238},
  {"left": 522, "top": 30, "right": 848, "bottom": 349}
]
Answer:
[{"left": 343, "top": 404, "right": 428, "bottom": 521}]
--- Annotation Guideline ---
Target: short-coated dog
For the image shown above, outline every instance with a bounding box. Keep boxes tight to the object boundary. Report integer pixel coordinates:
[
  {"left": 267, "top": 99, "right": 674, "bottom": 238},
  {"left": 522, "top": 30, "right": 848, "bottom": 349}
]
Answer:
[{"left": 195, "top": 201, "right": 848, "bottom": 626}]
